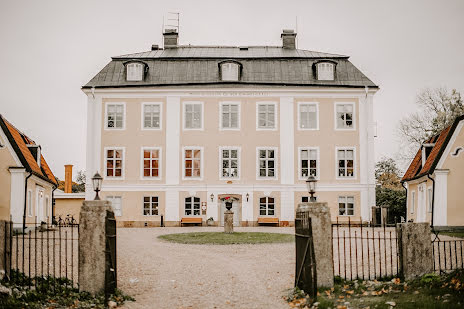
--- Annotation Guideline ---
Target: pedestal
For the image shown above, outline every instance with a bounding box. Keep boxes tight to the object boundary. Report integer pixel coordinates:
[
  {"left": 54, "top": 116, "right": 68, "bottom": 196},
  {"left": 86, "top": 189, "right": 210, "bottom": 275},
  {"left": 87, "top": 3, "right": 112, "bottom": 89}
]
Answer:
[{"left": 224, "top": 210, "right": 234, "bottom": 233}]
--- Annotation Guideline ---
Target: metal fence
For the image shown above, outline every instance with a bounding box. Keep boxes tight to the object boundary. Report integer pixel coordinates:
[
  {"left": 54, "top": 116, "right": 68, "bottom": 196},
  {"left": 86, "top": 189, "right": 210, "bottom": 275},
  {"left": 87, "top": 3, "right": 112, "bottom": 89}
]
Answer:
[
  {"left": 5, "top": 216, "right": 79, "bottom": 289},
  {"left": 295, "top": 209, "right": 317, "bottom": 298},
  {"left": 332, "top": 218, "right": 400, "bottom": 281},
  {"left": 432, "top": 227, "right": 464, "bottom": 273}
]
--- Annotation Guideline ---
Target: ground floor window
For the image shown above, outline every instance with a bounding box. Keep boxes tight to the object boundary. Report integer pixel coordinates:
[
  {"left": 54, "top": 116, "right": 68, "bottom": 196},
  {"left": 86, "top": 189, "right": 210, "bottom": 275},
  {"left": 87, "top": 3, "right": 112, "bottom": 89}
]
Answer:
[
  {"left": 259, "top": 197, "right": 275, "bottom": 216},
  {"left": 338, "top": 196, "right": 354, "bottom": 216},
  {"left": 106, "top": 196, "right": 122, "bottom": 216},
  {"left": 185, "top": 197, "right": 200, "bottom": 216},
  {"left": 143, "top": 196, "right": 159, "bottom": 216}
]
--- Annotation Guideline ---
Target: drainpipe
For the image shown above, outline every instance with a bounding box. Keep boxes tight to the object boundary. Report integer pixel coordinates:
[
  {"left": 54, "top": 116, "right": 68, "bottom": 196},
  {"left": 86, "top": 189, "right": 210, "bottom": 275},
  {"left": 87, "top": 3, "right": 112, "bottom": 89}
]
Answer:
[
  {"left": 22, "top": 172, "right": 33, "bottom": 230},
  {"left": 427, "top": 174, "right": 436, "bottom": 228},
  {"left": 51, "top": 183, "right": 58, "bottom": 224},
  {"left": 401, "top": 182, "right": 408, "bottom": 222}
]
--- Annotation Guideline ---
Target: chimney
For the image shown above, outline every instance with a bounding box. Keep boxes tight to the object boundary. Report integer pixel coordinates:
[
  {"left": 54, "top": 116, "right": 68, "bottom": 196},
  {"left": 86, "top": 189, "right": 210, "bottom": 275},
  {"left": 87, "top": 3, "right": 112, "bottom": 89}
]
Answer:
[
  {"left": 281, "top": 29, "right": 297, "bottom": 49},
  {"left": 64, "top": 165, "right": 73, "bottom": 193},
  {"left": 163, "top": 29, "right": 178, "bottom": 48}
]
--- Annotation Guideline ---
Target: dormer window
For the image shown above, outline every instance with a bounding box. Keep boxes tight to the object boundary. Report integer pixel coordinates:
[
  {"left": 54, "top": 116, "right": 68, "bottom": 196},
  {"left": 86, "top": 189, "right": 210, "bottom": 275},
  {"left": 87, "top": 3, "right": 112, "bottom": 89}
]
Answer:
[
  {"left": 126, "top": 62, "right": 146, "bottom": 81},
  {"left": 316, "top": 62, "right": 335, "bottom": 80},
  {"left": 220, "top": 62, "right": 240, "bottom": 81}
]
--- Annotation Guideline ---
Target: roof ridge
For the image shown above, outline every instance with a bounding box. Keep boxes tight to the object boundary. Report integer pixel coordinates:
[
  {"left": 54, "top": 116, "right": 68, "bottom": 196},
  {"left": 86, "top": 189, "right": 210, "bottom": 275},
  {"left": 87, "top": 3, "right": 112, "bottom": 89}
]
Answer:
[{"left": 0, "top": 114, "right": 36, "bottom": 145}]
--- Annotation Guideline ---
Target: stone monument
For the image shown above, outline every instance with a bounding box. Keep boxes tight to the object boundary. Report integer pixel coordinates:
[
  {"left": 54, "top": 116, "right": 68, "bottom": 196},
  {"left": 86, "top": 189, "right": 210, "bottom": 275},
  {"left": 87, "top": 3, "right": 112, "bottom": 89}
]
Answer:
[{"left": 224, "top": 201, "right": 234, "bottom": 233}]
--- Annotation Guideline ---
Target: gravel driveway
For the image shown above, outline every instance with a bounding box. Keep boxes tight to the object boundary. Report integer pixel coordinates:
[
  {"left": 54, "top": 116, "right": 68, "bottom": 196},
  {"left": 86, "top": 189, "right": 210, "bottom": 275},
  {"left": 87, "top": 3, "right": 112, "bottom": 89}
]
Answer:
[{"left": 118, "top": 227, "right": 295, "bottom": 309}]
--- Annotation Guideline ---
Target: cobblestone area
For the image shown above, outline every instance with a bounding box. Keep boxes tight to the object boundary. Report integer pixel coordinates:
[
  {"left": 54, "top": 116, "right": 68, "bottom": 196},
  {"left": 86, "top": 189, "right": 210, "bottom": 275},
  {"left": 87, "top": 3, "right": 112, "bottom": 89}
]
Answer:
[{"left": 118, "top": 227, "right": 295, "bottom": 309}]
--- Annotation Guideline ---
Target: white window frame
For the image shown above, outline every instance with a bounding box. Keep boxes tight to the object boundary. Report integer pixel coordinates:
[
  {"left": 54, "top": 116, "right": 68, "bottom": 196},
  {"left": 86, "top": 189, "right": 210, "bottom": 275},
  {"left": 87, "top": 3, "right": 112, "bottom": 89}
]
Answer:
[
  {"left": 297, "top": 102, "right": 319, "bottom": 130},
  {"left": 140, "top": 147, "right": 162, "bottom": 180},
  {"left": 141, "top": 102, "right": 162, "bottom": 130},
  {"left": 126, "top": 62, "right": 144, "bottom": 81},
  {"left": 338, "top": 196, "right": 355, "bottom": 216},
  {"left": 184, "top": 196, "right": 201, "bottom": 216},
  {"left": 219, "top": 101, "right": 241, "bottom": 130},
  {"left": 219, "top": 146, "right": 241, "bottom": 180},
  {"left": 27, "top": 190, "right": 32, "bottom": 217},
  {"left": 256, "top": 147, "right": 278, "bottom": 180},
  {"left": 410, "top": 191, "right": 416, "bottom": 214},
  {"left": 104, "top": 102, "right": 126, "bottom": 130},
  {"left": 259, "top": 196, "right": 276, "bottom": 216},
  {"left": 221, "top": 62, "right": 240, "bottom": 81},
  {"left": 143, "top": 196, "right": 159, "bottom": 216},
  {"left": 104, "top": 147, "right": 125, "bottom": 180},
  {"left": 317, "top": 62, "right": 335, "bottom": 81},
  {"left": 256, "top": 102, "right": 278, "bottom": 131},
  {"left": 298, "top": 147, "right": 320, "bottom": 180},
  {"left": 334, "top": 102, "right": 356, "bottom": 131},
  {"left": 183, "top": 101, "right": 204, "bottom": 131},
  {"left": 335, "top": 147, "right": 356, "bottom": 180},
  {"left": 427, "top": 187, "right": 433, "bottom": 213},
  {"left": 106, "top": 196, "right": 122, "bottom": 217},
  {"left": 182, "top": 146, "right": 204, "bottom": 180}
]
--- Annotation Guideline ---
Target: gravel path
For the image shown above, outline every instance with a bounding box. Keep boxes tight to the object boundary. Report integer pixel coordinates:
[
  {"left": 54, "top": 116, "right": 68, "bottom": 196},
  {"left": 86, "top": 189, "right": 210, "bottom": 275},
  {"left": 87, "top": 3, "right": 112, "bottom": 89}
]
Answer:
[{"left": 118, "top": 227, "right": 295, "bottom": 309}]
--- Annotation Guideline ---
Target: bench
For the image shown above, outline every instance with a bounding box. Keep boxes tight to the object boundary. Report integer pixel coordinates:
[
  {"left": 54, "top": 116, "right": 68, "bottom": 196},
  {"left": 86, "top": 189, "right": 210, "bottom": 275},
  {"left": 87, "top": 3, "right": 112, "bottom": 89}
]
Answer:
[
  {"left": 258, "top": 217, "right": 279, "bottom": 226},
  {"left": 181, "top": 217, "right": 202, "bottom": 226}
]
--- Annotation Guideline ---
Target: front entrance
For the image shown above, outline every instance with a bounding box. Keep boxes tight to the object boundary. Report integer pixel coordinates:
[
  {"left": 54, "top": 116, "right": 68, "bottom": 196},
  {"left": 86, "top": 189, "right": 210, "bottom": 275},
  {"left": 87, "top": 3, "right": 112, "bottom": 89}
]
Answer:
[{"left": 220, "top": 199, "right": 240, "bottom": 227}]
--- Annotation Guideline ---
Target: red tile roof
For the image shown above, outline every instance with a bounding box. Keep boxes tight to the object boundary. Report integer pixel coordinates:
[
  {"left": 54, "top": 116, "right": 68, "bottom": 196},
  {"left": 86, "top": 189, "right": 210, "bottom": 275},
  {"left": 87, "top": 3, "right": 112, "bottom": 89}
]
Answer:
[
  {"left": 402, "top": 115, "right": 464, "bottom": 182},
  {"left": 0, "top": 114, "right": 57, "bottom": 185}
]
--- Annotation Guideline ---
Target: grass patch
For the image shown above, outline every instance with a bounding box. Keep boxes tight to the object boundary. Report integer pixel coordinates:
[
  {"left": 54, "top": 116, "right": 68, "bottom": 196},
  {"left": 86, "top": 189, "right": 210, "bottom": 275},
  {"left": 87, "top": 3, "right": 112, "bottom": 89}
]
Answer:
[
  {"left": 286, "top": 270, "right": 464, "bottom": 308},
  {"left": 441, "top": 231, "right": 464, "bottom": 238},
  {"left": 158, "top": 232, "right": 294, "bottom": 244}
]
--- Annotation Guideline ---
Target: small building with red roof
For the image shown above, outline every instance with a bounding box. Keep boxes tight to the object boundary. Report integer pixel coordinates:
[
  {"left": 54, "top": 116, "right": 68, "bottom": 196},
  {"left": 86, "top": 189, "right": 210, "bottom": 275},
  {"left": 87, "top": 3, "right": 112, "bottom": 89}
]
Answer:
[
  {"left": 401, "top": 115, "right": 464, "bottom": 226},
  {"left": 0, "top": 114, "right": 57, "bottom": 227}
]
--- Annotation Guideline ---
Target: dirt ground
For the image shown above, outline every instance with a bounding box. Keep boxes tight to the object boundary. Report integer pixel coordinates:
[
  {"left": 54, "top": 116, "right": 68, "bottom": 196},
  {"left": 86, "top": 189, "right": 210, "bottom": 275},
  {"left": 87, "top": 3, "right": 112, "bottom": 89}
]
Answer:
[{"left": 118, "top": 227, "right": 295, "bottom": 309}]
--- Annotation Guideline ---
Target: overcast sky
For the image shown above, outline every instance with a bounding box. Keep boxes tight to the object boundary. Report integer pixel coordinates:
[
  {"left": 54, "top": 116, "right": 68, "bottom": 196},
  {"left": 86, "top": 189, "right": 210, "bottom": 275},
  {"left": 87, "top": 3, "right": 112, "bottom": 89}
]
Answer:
[{"left": 1, "top": 0, "right": 463, "bottom": 179}]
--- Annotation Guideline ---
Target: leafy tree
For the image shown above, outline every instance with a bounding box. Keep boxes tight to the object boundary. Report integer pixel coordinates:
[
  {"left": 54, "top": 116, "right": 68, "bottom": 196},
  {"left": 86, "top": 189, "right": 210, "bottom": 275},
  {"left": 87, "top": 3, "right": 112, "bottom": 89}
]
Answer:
[{"left": 55, "top": 170, "right": 86, "bottom": 193}]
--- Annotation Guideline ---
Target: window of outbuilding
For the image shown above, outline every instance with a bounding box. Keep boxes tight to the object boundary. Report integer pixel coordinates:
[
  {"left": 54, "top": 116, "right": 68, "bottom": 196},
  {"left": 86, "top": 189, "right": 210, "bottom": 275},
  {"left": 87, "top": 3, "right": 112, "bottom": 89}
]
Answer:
[
  {"left": 126, "top": 62, "right": 145, "bottom": 81},
  {"left": 316, "top": 62, "right": 335, "bottom": 81},
  {"left": 220, "top": 62, "right": 240, "bottom": 81}
]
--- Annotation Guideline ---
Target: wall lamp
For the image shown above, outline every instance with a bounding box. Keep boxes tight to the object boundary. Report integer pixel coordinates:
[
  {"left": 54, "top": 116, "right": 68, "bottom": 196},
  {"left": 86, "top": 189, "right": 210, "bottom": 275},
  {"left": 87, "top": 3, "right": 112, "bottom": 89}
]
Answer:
[{"left": 210, "top": 193, "right": 214, "bottom": 202}]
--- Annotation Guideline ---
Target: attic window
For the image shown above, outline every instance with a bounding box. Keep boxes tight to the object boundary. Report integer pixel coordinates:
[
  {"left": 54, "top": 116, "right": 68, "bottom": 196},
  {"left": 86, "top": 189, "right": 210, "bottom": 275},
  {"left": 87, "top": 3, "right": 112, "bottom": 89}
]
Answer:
[
  {"left": 220, "top": 62, "right": 240, "bottom": 81},
  {"left": 126, "top": 62, "right": 144, "bottom": 81},
  {"left": 317, "top": 62, "right": 335, "bottom": 81}
]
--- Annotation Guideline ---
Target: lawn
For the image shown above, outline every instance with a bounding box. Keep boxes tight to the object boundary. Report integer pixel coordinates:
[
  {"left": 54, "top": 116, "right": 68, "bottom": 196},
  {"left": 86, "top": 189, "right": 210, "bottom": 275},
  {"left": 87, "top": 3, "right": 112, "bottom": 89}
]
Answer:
[
  {"left": 441, "top": 231, "right": 464, "bottom": 238},
  {"left": 158, "top": 232, "right": 294, "bottom": 244}
]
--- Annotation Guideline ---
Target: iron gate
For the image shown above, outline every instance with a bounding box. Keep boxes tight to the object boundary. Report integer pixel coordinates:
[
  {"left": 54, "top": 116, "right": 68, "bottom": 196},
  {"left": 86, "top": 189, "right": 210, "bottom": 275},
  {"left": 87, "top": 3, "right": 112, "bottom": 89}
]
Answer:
[
  {"left": 295, "top": 210, "right": 317, "bottom": 298},
  {"left": 105, "top": 210, "right": 117, "bottom": 299}
]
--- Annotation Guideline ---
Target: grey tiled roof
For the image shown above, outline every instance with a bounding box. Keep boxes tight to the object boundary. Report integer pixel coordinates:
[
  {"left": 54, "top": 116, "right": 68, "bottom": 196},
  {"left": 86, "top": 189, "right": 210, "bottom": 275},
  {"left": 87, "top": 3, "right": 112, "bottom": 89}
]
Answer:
[{"left": 83, "top": 46, "right": 377, "bottom": 88}]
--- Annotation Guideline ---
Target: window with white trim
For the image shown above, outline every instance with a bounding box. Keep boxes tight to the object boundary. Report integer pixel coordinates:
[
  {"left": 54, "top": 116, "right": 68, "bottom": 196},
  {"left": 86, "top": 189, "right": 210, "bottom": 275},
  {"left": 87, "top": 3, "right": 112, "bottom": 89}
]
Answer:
[
  {"left": 106, "top": 104, "right": 124, "bottom": 129},
  {"left": 185, "top": 197, "right": 200, "bottom": 216},
  {"left": 27, "top": 190, "right": 32, "bottom": 217},
  {"left": 336, "top": 104, "right": 354, "bottom": 129},
  {"left": 258, "top": 148, "right": 276, "bottom": 178},
  {"left": 299, "top": 103, "right": 318, "bottom": 129},
  {"left": 143, "top": 196, "right": 159, "bottom": 216},
  {"left": 142, "top": 148, "right": 160, "bottom": 178},
  {"left": 337, "top": 148, "right": 354, "bottom": 178},
  {"left": 317, "top": 62, "right": 334, "bottom": 80},
  {"left": 427, "top": 188, "right": 433, "bottom": 213},
  {"left": 126, "top": 63, "right": 144, "bottom": 81},
  {"left": 411, "top": 191, "right": 415, "bottom": 214},
  {"left": 257, "top": 103, "right": 276, "bottom": 129},
  {"left": 106, "top": 148, "right": 123, "bottom": 178},
  {"left": 143, "top": 104, "right": 161, "bottom": 129},
  {"left": 106, "top": 196, "right": 122, "bottom": 217},
  {"left": 259, "top": 197, "right": 275, "bottom": 216},
  {"left": 300, "top": 148, "right": 318, "bottom": 178},
  {"left": 338, "top": 196, "right": 354, "bottom": 216},
  {"left": 184, "top": 148, "right": 201, "bottom": 178},
  {"left": 184, "top": 102, "right": 202, "bottom": 129},
  {"left": 221, "top": 148, "right": 239, "bottom": 179},
  {"left": 221, "top": 102, "right": 239, "bottom": 129},
  {"left": 221, "top": 63, "right": 239, "bottom": 81}
]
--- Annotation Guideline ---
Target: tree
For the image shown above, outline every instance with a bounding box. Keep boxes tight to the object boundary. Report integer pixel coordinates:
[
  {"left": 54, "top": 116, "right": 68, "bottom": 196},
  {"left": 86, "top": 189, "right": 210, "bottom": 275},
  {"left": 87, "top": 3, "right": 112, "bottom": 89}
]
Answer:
[
  {"left": 73, "top": 170, "right": 86, "bottom": 193},
  {"left": 398, "top": 87, "right": 464, "bottom": 160},
  {"left": 375, "top": 157, "right": 406, "bottom": 223}
]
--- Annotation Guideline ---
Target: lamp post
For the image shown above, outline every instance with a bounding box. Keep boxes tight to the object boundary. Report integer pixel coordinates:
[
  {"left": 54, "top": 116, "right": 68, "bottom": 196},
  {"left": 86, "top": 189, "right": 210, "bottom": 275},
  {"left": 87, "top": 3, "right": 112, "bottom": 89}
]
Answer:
[
  {"left": 92, "top": 172, "right": 103, "bottom": 200},
  {"left": 306, "top": 175, "right": 317, "bottom": 202}
]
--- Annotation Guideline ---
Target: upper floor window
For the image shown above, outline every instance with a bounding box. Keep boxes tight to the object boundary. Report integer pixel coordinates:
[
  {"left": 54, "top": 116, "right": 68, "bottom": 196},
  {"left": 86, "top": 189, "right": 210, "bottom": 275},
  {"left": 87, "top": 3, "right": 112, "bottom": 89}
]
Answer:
[
  {"left": 183, "top": 147, "right": 202, "bottom": 179},
  {"left": 185, "top": 197, "right": 200, "bottom": 216},
  {"left": 339, "top": 196, "right": 354, "bottom": 216},
  {"left": 126, "top": 62, "right": 144, "bottom": 81},
  {"left": 257, "top": 102, "right": 276, "bottom": 130},
  {"left": 299, "top": 148, "right": 318, "bottom": 179},
  {"left": 143, "top": 196, "right": 159, "bottom": 216},
  {"left": 184, "top": 102, "right": 203, "bottom": 130},
  {"left": 259, "top": 197, "right": 275, "bottom": 216},
  {"left": 220, "top": 147, "right": 240, "bottom": 179},
  {"left": 142, "top": 147, "right": 160, "bottom": 178},
  {"left": 337, "top": 148, "right": 355, "bottom": 178},
  {"left": 105, "top": 148, "right": 124, "bottom": 178},
  {"left": 107, "top": 196, "right": 122, "bottom": 216},
  {"left": 220, "top": 62, "right": 240, "bottom": 81},
  {"left": 257, "top": 148, "right": 277, "bottom": 179},
  {"left": 299, "top": 103, "right": 318, "bottom": 130},
  {"left": 142, "top": 103, "right": 161, "bottom": 129},
  {"left": 106, "top": 103, "right": 125, "bottom": 129},
  {"left": 317, "top": 62, "right": 335, "bottom": 80},
  {"left": 336, "top": 103, "right": 355, "bottom": 129},
  {"left": 220, "top": 102, "right": 240, "bottom": 129}
]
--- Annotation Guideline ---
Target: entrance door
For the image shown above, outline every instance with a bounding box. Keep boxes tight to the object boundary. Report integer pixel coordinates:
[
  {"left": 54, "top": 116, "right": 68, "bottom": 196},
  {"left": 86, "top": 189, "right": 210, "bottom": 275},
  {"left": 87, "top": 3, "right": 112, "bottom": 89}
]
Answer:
[
  {"left": 220, "top": 200, "right": 239, "bottom": 227},
  {"left": 36, "top": 188, "right": 44, "bottom": 223}
]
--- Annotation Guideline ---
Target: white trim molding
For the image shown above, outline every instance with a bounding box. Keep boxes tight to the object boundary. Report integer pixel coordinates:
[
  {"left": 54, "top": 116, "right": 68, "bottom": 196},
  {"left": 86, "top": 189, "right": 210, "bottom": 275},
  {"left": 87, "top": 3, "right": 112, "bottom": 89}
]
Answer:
[
  {"left": 433, "top": 169, "right": 449, "bottom": 226},
  {"left": 437, "top": 119, "right": 464, "bottom": 168}
]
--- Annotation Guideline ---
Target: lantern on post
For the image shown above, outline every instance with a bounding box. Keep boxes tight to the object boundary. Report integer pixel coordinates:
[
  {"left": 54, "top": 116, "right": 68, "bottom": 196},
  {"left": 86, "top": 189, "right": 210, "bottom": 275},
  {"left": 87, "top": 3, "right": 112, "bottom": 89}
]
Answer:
[
  {"left": 305, "top": 175, "right": 317, "bottom": 202},
  {"left": 92, "top": 172, "right": 103, "bottom": 200}
]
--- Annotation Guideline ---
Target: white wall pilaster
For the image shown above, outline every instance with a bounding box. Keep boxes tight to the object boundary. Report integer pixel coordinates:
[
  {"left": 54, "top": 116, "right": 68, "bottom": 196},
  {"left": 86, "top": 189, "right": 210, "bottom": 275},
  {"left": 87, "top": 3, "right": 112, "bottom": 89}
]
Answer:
[
  {"left": 9, "top": 168, "right": 26, "bottom": 223},
  {"left": 166, "top": 96, "right": 180, "bottom": 185},
  {"left": 433, "top": 170, "right": 449, "bottom": 226},
  {"left": 242, "top": 191, "right": 253, "bottom": 222},
  {"left": 280, "top": 97, "right": 294, "bottom": 185},
  {"left": 280, "top": 190, "right": 294, "bottom": 221},
  {"left": 165, "top": 190, "right": 179, "bottom": 222},
  {"left": 85, "top": 93, "right": 101, "bottom": 200}
]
